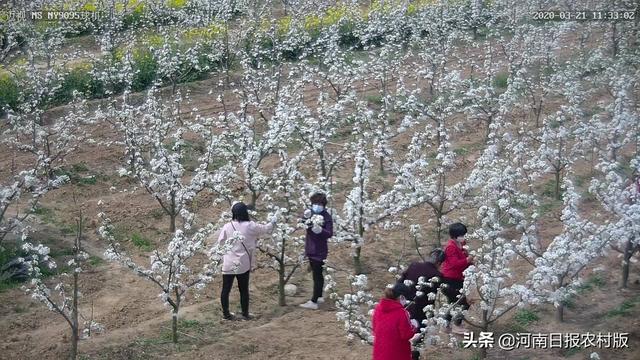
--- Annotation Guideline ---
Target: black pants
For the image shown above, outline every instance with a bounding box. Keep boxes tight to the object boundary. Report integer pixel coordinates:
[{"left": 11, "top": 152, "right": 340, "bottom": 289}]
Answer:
[
  {"left": 221, "top": 271, "right": 250, "bottom": 317},
  {"left": 310, "top": 259, "right": 324, "bottom": 302},
  {"left": 442, "top": 278, "right": 470, "bottom": 326}
]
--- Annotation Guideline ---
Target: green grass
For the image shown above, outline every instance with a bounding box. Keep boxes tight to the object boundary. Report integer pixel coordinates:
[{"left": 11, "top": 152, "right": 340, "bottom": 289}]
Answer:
[
  {"left": 453, "top": 147, "right": 469, "bottom": 156},
  {"left": 513, "top": 309, "right": 539, "bottom": 327},
  {"left": 149, "top": 208, "right": 165, "bottom": 220},
  {"left": 506, "top": 308, "right": 540, "bottom": 333},
  {"left": 493, "top": 72, "right": 509, "bottom": 89},
  {"left": 576, "top": 273, "right": 606, "bottom": 294},
  {"left": 88, "top": 256, "right": 105, "bottom": 267},
  {"left": 31, "top": 206, "right": 56, "bottom": 223},
  {"left": 179, "top": 319, "right": 201, "bottom": 329},
  {"left": 606, "top": 296, "right": 640, "bottom": 318},
  {"left": 54, "top": 165, "right": 101, "bottom": 187},
  {"left": 131, "top": 233, "right": 153, "bottom": 251},
  {"left": 366, "top": 94, "right": 383, "bottom": 105}
]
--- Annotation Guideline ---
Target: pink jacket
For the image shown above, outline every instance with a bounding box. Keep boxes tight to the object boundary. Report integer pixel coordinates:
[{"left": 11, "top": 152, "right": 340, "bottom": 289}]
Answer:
[{"left": 217, "top": 221, "right": 273, "bottom": 274}]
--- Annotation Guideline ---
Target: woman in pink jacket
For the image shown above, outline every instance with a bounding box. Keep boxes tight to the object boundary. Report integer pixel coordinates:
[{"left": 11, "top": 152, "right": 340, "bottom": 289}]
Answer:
[{"left": 218, "top": 202, "right": 274, "bottom": 320}]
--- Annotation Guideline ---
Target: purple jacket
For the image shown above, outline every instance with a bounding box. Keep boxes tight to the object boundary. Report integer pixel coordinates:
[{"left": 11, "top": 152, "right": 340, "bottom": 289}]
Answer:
[{"left": 305, "top": 210, "right": 333, "bottom": 261}]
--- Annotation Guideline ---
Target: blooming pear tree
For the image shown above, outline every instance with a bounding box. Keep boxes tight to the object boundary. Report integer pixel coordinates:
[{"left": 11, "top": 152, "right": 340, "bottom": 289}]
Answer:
[
  {"left": 22, "top": 203, "right": 102, "bottom": 360},
  {"left": 99, "top": 207, "right": 229, "bottom": 343},
  {"left": 257, "top": 151, "right": 309, "bottom": 306}
]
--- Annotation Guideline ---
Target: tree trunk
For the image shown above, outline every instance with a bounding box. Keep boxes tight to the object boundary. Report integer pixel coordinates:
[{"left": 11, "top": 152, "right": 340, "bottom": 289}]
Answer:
[
  {"left": 554, "top": 169, "right": 561, "bottom": 200},
  {"left": 621, "top": 238, "right": 634, "bottom": 288},
  {"left": 379, "top": 156, "right": 384, "bottom": 175},
  {"left": 434, "top": 214, "right": 443, "bottom": 248},
  {"left": 555, "top": 304, "right": 564, "bottom": 322},
  {"left": 278, "top": 268, "right": 286, "bottom": 306},
  {"left": 478, "top": 311, "right": 489, "bottom": 359},
  {"left": 353, "top": 246, "right": 362, "bottom": 275},
  {"left": 171, "top": 309, "right": 179, "bottom": 344},
  {"left": 170, "top": 213, "right": 176, "bottom": 234},
  {"left": 71, "top": 271, "right": 78, "bottom": 360},
  {"left": 318, "top": 149, "right": 327, "bottom": 180}
]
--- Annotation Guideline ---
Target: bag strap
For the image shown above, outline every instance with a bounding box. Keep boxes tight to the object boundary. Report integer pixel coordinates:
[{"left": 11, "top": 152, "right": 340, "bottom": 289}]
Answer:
[{"left": 230, "top": 221, "right": 252, "bottom": 270}]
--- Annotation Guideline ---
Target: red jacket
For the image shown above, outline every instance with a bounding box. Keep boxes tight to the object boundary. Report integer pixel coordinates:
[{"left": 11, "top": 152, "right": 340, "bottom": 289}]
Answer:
[
  {"left": 372, "top": 298, "right": 416, "bottom": 360},
  {"left": 441, "top": 239, "right": 470, "bottom": 281}
]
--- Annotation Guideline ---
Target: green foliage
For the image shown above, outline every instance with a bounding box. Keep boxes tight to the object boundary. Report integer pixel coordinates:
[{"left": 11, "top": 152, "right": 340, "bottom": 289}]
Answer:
[
  {"left": 605, "top": 296, "right": 640, "bottom": 318},
  {"left": 31, "top": 206, "right": 56, "bottom": 224},
  {"left": 131, "top": 233, "right": 153, "bottom": 251},
  {"left": 51, "top": 63, "right": 93, "bottom": 106},
  {"left": 493, "top": 72, "right": 509, "bottom": 89},
  {"left": 513, "top": 309, "right": 539, "bottom": 326},
  {"left": 366, "top": 94, "right": 383, "bottom": 105},
  {"left": 0, "top": 71, "right": 20, "bottom": 114},
  {"left": 88, "top": 256, "right": 105, "bottom": 267},
  {"left": 149, "top": 208, "right": 165, "bottom": 220},
  {"left": 576, "top": 273, "right": 606, "bottom": 294},
  {"left": 132, "top": 49, "right": 158, "bottom": 92}
]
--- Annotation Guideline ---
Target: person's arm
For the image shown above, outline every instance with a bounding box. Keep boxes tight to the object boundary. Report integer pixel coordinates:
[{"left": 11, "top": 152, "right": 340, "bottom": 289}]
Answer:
[
  {"left": 398, "top": 310, "right": 417, "bottom": 341},
  {"left": 444, "top": 244, "right": 469, "bottom": 272},
  {"left": 249, "top": 221, "right": 274, "bottom": 237},
  {"left": 321, "top": 214, "right": 333, "bottom": 239},
  {"left": 217, "top": 225, "right": 228, "bottom": 246}
]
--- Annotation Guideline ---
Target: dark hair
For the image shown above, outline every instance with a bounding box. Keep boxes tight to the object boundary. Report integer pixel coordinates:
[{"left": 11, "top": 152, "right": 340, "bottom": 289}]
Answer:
[
  {"left": 449, "top": 222, "right": 467, "bottom": 239},
  {"left": 310, "top": 192, "right": 328, "bottom": 206},
  {"left": 231, "top": 202, "right": 250, "bottom": 222},
  {"left": 384, "top": 283, "right": 411, "bottom": 299},
  {"left": 430, "top": 248, "right": 446, "bottom": 264}
]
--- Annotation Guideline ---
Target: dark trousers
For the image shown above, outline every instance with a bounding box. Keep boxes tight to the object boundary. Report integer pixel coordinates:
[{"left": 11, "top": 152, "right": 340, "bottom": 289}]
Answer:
[
  {"left": 221, "top": 271, "right": 250, "bottom": 317},
  {"left": 442, "top": 278, "right": 470, "bottom": 326},
  {"left": 310, "top": 259, "right": 324, "bottom": 302}
]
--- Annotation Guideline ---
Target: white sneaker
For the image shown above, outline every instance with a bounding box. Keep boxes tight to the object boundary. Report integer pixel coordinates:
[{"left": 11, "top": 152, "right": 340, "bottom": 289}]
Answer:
[
  {"left": 317, "top": 297, "right": 325, "bottom": 304},
  {"left": 299, "top": 300, "right": 319, "bottom": 310}
]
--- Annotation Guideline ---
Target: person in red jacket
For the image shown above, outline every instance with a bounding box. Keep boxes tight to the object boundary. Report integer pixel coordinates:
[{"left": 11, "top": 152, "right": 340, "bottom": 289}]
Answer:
[
  {"left": 372, "top": 283, "right": 418, "bottom": 360},
  {"left": 440, "top": 222, "right": 473, "bottom": 335}
]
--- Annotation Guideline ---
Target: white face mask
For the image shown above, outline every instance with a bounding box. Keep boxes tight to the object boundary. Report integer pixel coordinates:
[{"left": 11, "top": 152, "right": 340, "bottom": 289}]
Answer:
[
  {"left": 399, "top": 296, "right": 408, "bottom": 306},
  {"left": 312, "top": 204, "right": 324, "bottom": 214}
]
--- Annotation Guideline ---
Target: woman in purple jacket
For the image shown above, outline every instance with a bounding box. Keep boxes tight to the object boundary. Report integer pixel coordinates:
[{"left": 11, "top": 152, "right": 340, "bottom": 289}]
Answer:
[{"left": 299, "top": 192, "right": 333, "bottom": 310}]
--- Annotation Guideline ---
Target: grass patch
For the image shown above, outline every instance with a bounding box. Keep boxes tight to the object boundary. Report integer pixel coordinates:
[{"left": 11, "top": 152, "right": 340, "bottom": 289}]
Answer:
[
  {"left": 576, "top": 273, "right": 606, "bottom": 294},
  {"left": 505, "top": 309, "right": 540, "bottom": 333},
  {"left": 31, "top": 206, "right": 56, "bottom": 223},
  {"left": 513, "top": 309, "right": 539, "bottom": 327},
  {"left": 179, "top": 319, "right": 201, "bottom": 329},
  {"left": 131, "top": 233, "right": 153, "bottom": 251},
  {"left": 149, "top": 208, "right": 165, "bottom": 220},
  {"left": 88, "top": 256, "right": 105, "bottom": 267},
  {"left": 453, "top": 147, "right": 469, "bottom": 156},
  {"left": 493, "top": 72, "right": 509, "bottom": 89},
  {"left": 366, "top": 94, "right": 383, "bottom": 105},
  {"left": 606, "top": 296, "right": 640, "bottom": 318},
  {"left": 538, "top": 199, "right": 562, "bottom": 217}
]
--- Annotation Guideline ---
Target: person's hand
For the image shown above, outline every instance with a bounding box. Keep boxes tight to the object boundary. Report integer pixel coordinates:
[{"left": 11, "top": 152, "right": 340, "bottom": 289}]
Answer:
[
  {"left": 410, "top": 319, "right": 419, "bottom": 329},
  {"left": 303, "top": 209, "right": 312, "bottom": 219},
  {"left": 410, "top": 333, "right": 422, "bottom": 344},
  {"left": 467, "top": 256, "right": 474, "bottom": 264},
  {"left": 311, "top": 225, "right": 322, "bottom": 234}
]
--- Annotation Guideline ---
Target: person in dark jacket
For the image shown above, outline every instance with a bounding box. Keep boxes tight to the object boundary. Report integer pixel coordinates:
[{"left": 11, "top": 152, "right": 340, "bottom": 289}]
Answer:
[
  {"left": 399, "top": 248, "right": 445, "bottom": 360},
  {"left": 440, "top": 222, "right": 473, "bottom": 334},
  {"left": 399, "top": 248, "right": 445, "bottom": 327},
  {"left": 372, "top": 283, "right": 418, "bottom": 360},
  {"left": 299, "top": 191, "right": 333, "bottom": 310}
]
